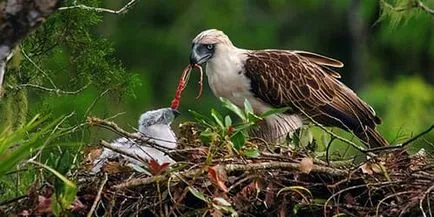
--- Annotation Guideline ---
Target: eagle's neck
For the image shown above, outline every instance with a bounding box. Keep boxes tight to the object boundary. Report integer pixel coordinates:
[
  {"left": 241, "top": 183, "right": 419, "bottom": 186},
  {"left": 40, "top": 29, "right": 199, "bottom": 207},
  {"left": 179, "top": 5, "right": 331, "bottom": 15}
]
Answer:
[{"left": 206, "top": 47, "right": 253, "bottom": 107}]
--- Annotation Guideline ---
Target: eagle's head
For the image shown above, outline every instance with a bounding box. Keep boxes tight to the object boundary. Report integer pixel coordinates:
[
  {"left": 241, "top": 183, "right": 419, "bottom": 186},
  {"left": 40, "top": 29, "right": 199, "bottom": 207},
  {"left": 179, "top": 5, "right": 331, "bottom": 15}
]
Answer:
[
  {"left": 190, "top": 29, "right": 234, "bottom": 65},
  {"left": 138, "top": 108, "right": 180, "bottom": 133}
]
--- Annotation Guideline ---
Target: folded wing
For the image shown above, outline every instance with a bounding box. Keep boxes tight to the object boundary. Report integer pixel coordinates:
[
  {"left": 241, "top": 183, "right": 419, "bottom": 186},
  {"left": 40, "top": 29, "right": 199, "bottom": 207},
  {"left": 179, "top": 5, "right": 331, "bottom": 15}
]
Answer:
[{"left": 244, "top": 50, "right": 387, "bottom": 147}]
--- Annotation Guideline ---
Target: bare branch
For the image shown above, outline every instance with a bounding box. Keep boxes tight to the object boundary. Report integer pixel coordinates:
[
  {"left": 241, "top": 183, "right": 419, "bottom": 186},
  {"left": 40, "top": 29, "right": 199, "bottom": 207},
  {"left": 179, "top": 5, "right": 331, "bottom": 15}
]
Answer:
[
  {"left": 21, "top": 47, "right": 58, "bottom": 89},
  {"left": 59, "top": 0, "right": 139, "bottom": 14},
  {"left": 87, "top": 117, "right": 174, "bottom": 154},
  {"left": 380, "top": 0, "right": 434, "bottom": 16},
  {"left": 10, "top": 82, "right": 90, "bottom": 95},
  {"left": 0, "top": 60, "right": 5, "bottom": 96},
  {"left": 112, "top": 160, "right": 348, "bottom": 190},
  {"left": 365, "top": 124, "right": 434, "bottom": 152},
  {"left": 100, "top": 139, "right": 147, "bottom": 164},
  {"left": 87, "top": 173, "right": 108, "bottom": 217},
  {"left": 418, "top": 0, "right": 434, "bottom": 15}
]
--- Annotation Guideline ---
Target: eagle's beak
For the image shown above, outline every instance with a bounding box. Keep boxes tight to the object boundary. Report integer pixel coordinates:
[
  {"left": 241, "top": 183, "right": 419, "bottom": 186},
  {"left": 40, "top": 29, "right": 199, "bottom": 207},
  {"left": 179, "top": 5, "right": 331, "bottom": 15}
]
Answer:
[{"left": 190, "top": 43, "right": 213, "bottom": 65}]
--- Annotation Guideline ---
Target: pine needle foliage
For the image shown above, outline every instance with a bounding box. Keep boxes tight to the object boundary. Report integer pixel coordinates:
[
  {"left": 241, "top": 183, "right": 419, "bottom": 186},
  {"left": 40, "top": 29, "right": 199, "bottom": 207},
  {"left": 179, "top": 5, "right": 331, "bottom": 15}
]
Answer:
[{"left": 379, "top": 0, "right": 434, "bottom": 27}]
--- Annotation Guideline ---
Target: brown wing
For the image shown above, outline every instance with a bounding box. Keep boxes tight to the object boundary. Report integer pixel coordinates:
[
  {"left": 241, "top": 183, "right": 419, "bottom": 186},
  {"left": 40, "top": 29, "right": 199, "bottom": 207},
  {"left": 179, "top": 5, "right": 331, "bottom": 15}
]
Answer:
[{"left": 244, "top": 50, "right": 387, "bottom": 147}]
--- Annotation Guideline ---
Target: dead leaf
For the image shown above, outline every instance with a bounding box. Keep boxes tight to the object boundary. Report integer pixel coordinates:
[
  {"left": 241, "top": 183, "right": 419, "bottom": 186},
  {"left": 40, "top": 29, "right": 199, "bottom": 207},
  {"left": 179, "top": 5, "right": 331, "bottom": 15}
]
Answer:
[
  {"left": 85, "top": 148, "right": 103, "bottom": 163},
  {"left": 147, "top": 159, "right": 170, "bottom": 176},
  {"left": 208, "top": 165, "right": 228, "bottom": 192},
  {"left": 19, "top": 210, "right": 31, "bottom": 217},
  {"left": 300, "top": 157, "right": 314, "bottom": 174},
  {"left": 360, "top": 161, "right": 383, "bottom": 174},
  {"left": 210, "top": 209, "right": 224, "bottom": 217},
  {"left": 70, "top": 198, "right": 86, "bottom": 212},
  {"left": 103, "top": 161, "right": 128, "bottom": 174},
  {"left": 35, "top": 195, "right": 51, "bottom": 214},
  {"left": 360, "top": 162, "right": 373, "bottom": 175}
]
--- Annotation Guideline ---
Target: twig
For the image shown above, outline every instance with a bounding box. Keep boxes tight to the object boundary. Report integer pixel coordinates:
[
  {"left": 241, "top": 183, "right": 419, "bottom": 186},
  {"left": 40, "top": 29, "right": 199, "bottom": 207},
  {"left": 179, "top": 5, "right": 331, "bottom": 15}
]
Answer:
[
  {"left": 376, "top": 191, "right": 415, "bottom": 216},
  {"left": 365, "top": 124, "right": 434, "bottom": 152},
  {"left": 324, "top": 181, "right": 404, "bottom": 216},
  {"left": 12, "top": 83, "right": 90, "bottom": 95},
  {"left": 21, "top": 47, "right": 58, "bottom": 89},
  {"left": 402, "top": 124, "right": 434, "bottom": 146},
  {"left": 84, "top": 89, "right": 110, "bottom": 117},
  {"left": 380, "top": 0, "right": 434, "bottom": 15},
  {"left": 326, "top": 136, "right": 336, "bottom": 164},
  {"left": 88, "top": 117, "right": 173, "bottom": 153},
  {"left": 100, "top": 140, "right": 147, "bottom": 163},
  {"left": 299, "top": 109, "right": 371, "bottom": 156},
  {"left": 113, "top": 161, "right": 347, "bottom": 190},
  {"left": 420, "top": 184, "right": 434, "bottom": 217},
  {"left": 28, "top": 112, "right": 76, "bottom": 162},
  {"left": 0, "top": 195, "right": 27, "bottom": 207},
  {"left": 87, "top": 173, "right": 108, "bottom": 217},
  {"left": 0, "top": 60, "right": 5, "bottom": 96},
  {"left": 417, "top": 0, "right": 434, "bottom": 15},
  {"left": 59, "top": 0, "right": 139, "bottom": 14}
]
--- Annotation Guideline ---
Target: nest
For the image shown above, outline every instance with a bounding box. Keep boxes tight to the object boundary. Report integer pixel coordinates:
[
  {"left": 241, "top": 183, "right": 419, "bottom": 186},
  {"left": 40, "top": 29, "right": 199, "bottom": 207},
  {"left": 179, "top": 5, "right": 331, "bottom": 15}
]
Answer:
[{"left": 4, "top": 120, "right": 434, "bottom": 217}]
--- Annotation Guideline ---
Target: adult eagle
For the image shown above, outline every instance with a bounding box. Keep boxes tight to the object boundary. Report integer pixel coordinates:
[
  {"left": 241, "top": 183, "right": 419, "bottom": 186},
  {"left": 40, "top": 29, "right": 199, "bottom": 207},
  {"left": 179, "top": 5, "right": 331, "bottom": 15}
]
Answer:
[{"left": 189, "top": 29, "right": 388, "bottom": 148}]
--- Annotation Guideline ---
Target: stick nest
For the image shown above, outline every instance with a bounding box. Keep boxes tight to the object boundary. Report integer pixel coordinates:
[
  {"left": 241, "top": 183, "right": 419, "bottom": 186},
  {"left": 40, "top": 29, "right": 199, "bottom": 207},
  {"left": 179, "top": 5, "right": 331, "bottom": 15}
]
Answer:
[{"left": 6, "top": 120, "right": 434, "bottom": 217}]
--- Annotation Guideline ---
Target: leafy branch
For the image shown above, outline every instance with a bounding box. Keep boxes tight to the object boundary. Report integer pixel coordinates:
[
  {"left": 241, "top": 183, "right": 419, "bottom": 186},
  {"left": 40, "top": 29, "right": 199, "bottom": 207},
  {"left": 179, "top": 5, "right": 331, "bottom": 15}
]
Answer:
[{"left": 379, "top": 0, "right": 434, "bottom": 26}]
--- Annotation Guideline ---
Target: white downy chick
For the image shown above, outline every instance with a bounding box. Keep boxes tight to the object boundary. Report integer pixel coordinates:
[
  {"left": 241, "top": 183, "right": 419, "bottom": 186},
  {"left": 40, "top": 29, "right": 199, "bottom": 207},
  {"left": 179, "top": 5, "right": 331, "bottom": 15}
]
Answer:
[{"left": 92, "top": 108, "right": 179, "bottom": 173}]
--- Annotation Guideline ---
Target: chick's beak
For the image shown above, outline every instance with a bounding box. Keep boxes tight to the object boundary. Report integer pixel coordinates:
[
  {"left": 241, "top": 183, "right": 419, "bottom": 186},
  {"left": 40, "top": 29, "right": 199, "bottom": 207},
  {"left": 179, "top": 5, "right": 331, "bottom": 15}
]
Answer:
[{"left": 171, "top": 109, "right": 181, "bottom": 118}]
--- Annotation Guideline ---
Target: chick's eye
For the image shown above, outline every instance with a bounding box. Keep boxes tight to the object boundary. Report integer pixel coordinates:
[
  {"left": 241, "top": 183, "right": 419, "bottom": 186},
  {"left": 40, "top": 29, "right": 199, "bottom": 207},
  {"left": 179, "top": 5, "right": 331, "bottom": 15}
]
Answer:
[{"left": 206, "top": 44, "right": 214, "bottom": 50}]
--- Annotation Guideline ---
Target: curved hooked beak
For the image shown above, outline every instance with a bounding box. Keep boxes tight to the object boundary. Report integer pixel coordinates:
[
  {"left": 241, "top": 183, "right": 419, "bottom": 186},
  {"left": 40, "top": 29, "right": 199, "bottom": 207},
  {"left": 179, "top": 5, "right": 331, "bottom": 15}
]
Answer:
[{"left": 190, "top": 43, "right": 213, "bottom": 65}]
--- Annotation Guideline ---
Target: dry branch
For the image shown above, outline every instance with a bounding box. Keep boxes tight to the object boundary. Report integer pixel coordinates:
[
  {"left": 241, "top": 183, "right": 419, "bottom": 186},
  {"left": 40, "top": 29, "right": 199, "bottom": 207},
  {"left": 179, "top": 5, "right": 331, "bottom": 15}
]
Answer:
[
  {"left": 59, "top": 0, "right": 139, "bottom": 14},
  {"left": 87, "top": 117, "right": 173, "bottom": 154},
  {"left": 112, "top": 161, "right": 348, "bottom": 190}
]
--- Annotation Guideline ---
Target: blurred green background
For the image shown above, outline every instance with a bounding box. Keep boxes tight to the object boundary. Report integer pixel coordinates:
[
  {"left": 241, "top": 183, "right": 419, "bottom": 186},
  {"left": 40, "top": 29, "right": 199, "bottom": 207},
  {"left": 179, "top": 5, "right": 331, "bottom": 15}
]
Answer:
[{"left": 1, "top": 0, "right": 433, "bottom": 148}]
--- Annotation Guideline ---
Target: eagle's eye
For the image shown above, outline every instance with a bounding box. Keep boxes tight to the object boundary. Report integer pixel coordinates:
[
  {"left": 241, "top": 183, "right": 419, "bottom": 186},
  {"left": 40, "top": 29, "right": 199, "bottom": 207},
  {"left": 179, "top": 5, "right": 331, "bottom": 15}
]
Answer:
[{"left": 206, "top": 44, "right": 214, "bottom": 50}]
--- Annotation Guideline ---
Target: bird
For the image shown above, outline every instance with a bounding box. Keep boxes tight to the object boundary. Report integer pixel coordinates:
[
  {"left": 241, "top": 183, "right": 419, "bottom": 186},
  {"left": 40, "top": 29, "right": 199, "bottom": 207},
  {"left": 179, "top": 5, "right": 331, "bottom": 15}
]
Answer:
[
  {"left": 189, "top": 29, "right": 388, "bottom": 148},
  {"left": 91, "top": 107, "right": 179, "bottom": 173}
]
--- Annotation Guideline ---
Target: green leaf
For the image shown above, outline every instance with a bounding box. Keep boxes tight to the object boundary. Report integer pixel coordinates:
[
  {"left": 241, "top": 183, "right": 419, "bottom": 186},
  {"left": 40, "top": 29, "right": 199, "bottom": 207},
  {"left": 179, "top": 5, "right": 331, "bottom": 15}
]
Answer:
[
  {"left": 212, "top": 197, "right": 238, "bottom": 216},
  {"left": 300, "top": 128, "right": 314, "bottom": 147},
  {"left": 224, "top": 115, "right": 232, "bottom": 128},
  {"left": 200, "top": 128, "right": 216, "bottom": 144},
  {"left": 289, "top": 129, "right": 301, "bottom": 147},
  {"left": 231, "top": 131, "right": 246, "bottom": 150},
  {"left": 213, "top": 197, "right": 232, "bottom": 206},
  {"left": 130, "top": 164, "right": 152, "bottom": 175},
  {"left": 29, "top": 160, "right": 76, "bottom": 191},
  {"left": 29, "top": 160, "right": 77, "bottom": 213},
  {"left": 321, "top": 132, "right": 331, "bottom": 148},
  {"left": 244, "top": 148, "right": 260, "bottom": 158},
  {"left": 211, "top": 109, "right": 225, "bottom": 131},
  {"left": 0, "top": 115, "right": 60, "bottom": 176},
  {"left": 260, "top": 107, "right": 290, "bottom": 118},
  {"left": 220, "top": 97, "right": 246, "bottom": 120},
  {"left": 247, "top": 113, "right": 263, "bottom": 123},
  {"left": 188, "top": 109, "right": 215, "bottom": 128},
  {"left": 244, "top": 99, "right": 254, "bottom": 114},
  {"left": 188, "top": 186, "right": 209, "bottom": 203},
  {"left": 233, "top": 122, "right": 255, "bottom": 132}
]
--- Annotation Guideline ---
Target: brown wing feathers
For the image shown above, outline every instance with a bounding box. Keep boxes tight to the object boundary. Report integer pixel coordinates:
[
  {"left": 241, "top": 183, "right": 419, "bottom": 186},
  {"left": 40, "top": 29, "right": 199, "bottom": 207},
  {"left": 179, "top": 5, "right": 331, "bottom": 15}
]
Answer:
[{"left": 244, "top": 50, "right": 388, "bottom": 147}]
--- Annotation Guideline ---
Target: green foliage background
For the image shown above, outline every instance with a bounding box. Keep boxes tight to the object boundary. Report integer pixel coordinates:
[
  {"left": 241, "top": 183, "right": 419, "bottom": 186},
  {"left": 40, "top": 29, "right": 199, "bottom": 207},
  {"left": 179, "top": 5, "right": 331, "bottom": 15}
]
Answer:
[{"left": 0, "top": 0, "right": 433, "bottom": 208}]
